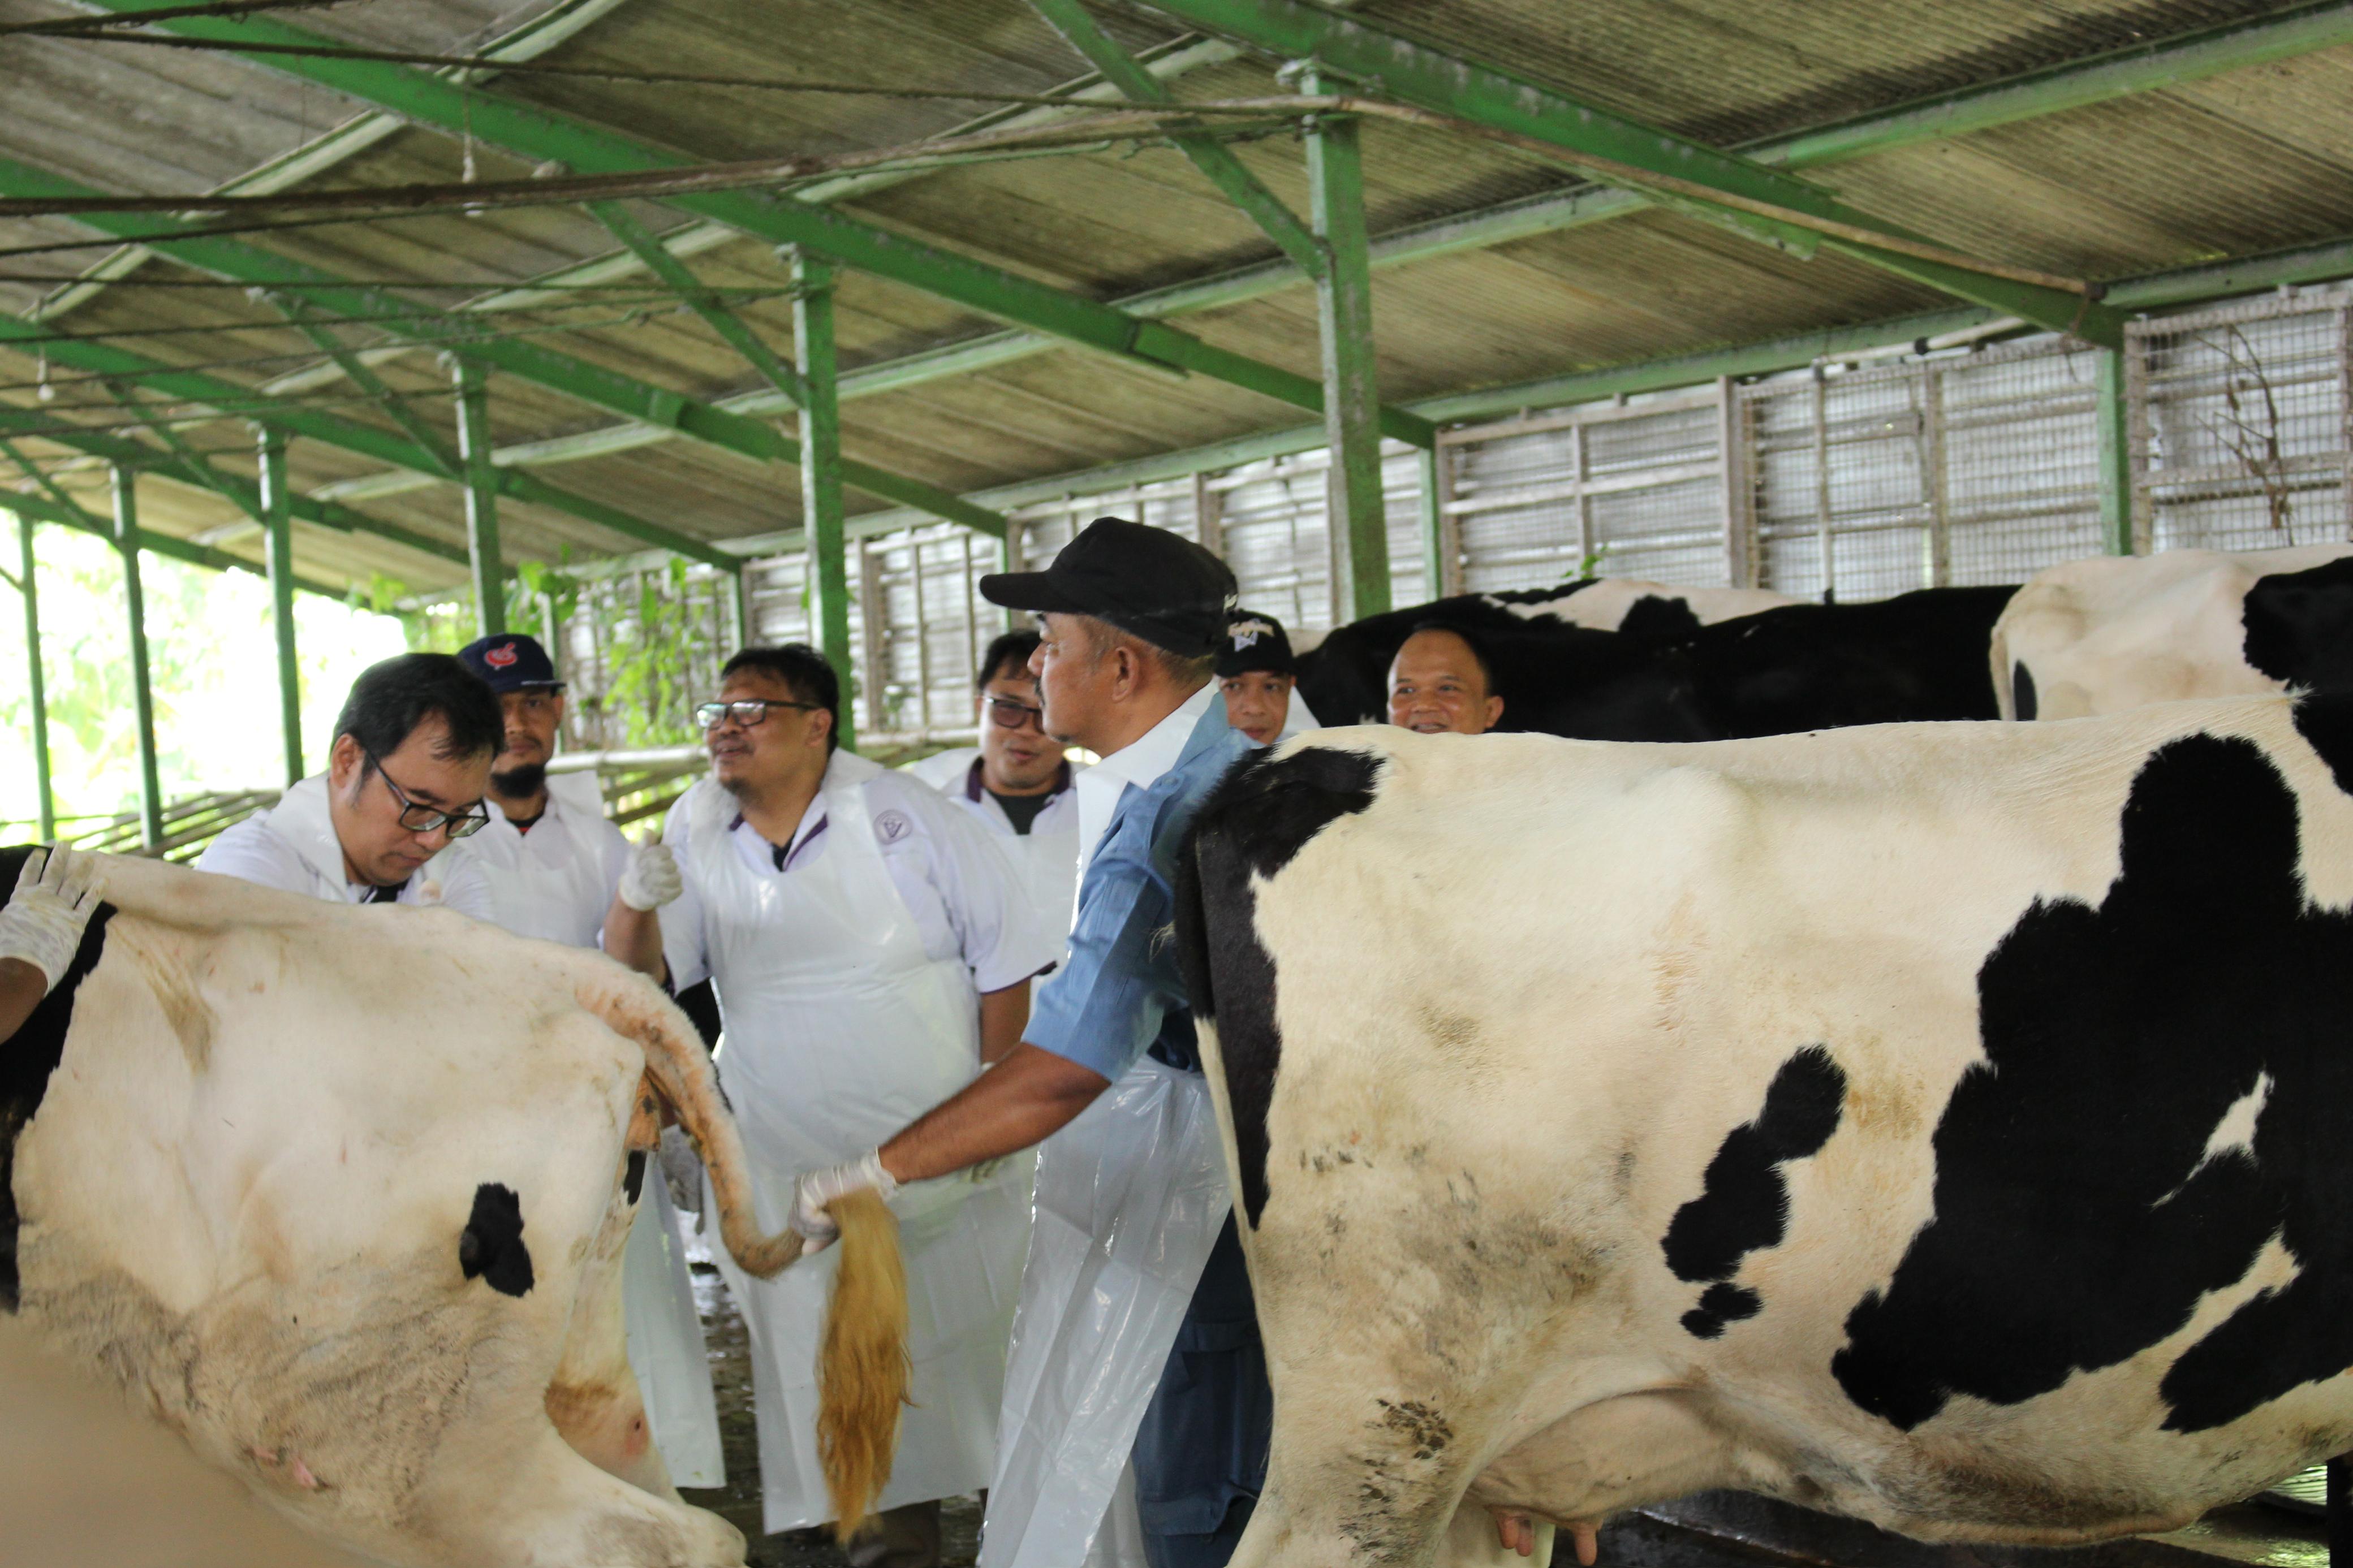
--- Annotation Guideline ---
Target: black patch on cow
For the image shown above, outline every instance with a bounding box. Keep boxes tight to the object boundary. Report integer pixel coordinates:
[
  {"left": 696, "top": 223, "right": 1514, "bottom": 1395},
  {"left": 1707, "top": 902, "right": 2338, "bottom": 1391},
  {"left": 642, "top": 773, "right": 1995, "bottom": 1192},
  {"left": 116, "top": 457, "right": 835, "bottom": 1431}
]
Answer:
[
  {"left": 2244, "top": 556, "right": 2353, "bottom": 698},
  {"left": 1833, "top": 733, "right": 2353, "bottom": 1433},
  {"left": 623, "top": 1150, "right": 647, "bottom": 1205},
  {"left": 1175, "top": 747, "right": 1381, "bottom": 1228},
  {"left": 1662, "top": 1046, "right": 1846, "bottom": 1338},
  {"left": 671, "top": 978, "right": 723, "bottom": 1051},
  {"left": 0, "top": 845, "right": 115, "bottom": 1314},
  {"left": 1618, "top": 594, "right": 1704, "bottom": 640},
  {"left": 2291, "top": 690, "right": 2353, "bottom": 798},
  {"left": 458, "top": 1182, "right": 533, "bottom": 1297},
  {"left": 2012, "top": 662, "right": 2039, "bottom": 721}
]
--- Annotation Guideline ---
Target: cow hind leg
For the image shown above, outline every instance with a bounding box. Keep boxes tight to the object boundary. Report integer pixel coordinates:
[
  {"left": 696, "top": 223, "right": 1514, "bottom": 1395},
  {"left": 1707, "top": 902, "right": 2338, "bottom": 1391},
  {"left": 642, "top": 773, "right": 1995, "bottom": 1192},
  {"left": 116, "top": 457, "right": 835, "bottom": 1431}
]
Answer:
[{"left": 423, "top": 1422, "right": 744, "bottom": 1568}]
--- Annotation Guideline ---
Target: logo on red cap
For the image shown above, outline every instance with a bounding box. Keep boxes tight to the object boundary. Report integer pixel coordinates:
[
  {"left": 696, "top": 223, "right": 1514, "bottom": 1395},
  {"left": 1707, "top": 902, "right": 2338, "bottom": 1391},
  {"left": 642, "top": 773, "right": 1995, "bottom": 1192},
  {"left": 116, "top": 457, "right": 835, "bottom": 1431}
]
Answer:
[{"left": 485, "top": 642, "right": 519, "bottom": 669}]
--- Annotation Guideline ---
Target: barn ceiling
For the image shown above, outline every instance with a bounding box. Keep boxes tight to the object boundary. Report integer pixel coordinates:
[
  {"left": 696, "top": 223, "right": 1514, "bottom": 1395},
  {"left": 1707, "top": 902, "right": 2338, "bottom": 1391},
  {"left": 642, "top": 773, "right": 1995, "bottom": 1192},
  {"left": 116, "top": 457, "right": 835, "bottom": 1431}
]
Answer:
[{"left": 2, "top": 0, "right": 2350, "bottom": 597}]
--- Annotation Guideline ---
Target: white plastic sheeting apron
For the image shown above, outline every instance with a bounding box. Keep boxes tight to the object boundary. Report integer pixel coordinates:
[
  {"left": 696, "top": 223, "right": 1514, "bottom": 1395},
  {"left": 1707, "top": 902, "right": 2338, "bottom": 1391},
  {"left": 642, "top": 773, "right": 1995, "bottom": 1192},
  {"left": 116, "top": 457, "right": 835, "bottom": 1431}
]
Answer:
[
  {"left": 686, "top": 764, "right": 1030, "bottom": 1532},
  {"left": 622, "top": 1177, "right": 724, "bottom": 1486},
  {"left": 981, "top": 766, "right": 1232, "bottom": 1568}
]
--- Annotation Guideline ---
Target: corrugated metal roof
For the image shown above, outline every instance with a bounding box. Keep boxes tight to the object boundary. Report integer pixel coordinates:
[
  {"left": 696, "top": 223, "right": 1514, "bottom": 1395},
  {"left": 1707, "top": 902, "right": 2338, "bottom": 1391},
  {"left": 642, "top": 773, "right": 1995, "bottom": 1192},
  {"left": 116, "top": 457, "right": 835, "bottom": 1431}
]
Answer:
[{"left": 1, "top": 0, "right": 2348, "bottom": 597}]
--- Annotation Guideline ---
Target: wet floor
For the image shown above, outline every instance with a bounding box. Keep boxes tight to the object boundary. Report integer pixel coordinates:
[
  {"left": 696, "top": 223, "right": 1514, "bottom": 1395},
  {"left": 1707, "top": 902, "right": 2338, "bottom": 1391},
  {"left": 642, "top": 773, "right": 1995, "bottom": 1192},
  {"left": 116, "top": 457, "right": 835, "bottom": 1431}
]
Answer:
[{"left": 677, "top": 1257, "right": 983, "bottom": 1568}]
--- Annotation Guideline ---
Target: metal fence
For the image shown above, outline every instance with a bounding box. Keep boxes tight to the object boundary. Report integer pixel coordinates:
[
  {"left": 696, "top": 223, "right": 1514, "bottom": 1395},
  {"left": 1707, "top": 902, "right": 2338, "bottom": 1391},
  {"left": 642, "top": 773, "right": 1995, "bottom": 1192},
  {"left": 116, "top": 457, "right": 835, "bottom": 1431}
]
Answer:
[{"left": 549, "top": 287, "right": 2353, "bottom": 749}]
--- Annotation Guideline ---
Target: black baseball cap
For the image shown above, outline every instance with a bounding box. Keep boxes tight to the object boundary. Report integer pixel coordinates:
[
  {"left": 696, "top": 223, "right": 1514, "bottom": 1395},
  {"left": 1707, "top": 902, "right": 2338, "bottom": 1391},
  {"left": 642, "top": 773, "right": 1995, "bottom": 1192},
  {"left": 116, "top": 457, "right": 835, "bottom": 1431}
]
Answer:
[
  {"left": 456, "top": 632, "right": 564, "bottom": 694},
  {"left": 980, "top": 517, "right": 1236, "bottom": 657},
  {"left": 1217, "top": 610, "right": 1295, "bottom": 678}
]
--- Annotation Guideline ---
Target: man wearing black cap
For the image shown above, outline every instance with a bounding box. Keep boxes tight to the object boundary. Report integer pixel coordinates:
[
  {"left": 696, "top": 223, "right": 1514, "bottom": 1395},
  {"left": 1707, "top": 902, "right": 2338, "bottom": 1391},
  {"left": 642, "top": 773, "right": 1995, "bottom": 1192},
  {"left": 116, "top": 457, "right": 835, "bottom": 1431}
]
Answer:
[
  {"left": 1217, "top": 609, "right": 1320, "bottom": 747},
  {"left": 785, "top": 518, "right": 1275, "bottom": 1568},
  {"left": 198, "top": 653, "right": 497, "bottom": 919}
]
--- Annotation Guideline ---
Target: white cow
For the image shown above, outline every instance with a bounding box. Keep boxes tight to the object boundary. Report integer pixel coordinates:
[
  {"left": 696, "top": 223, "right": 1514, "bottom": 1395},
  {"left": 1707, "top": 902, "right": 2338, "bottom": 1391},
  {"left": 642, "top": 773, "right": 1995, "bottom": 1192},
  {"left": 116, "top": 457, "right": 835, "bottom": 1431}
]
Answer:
[
  {"left": 1992, "top": 545, "right": 2353, "bottom": 720},
  {"left": 2, "top": 850, "right": 813, "bottom": 1568},
  {"left": 1170, "top": 701, "right": 2353, "bottom": 1567}
]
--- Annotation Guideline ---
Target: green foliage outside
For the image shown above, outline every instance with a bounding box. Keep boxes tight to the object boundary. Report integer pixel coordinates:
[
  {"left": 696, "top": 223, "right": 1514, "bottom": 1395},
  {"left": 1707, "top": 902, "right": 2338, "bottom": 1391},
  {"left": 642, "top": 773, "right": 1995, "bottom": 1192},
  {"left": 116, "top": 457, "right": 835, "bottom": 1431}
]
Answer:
[{"left": 1, "top": 522, "right": 407, "bottom": 835}]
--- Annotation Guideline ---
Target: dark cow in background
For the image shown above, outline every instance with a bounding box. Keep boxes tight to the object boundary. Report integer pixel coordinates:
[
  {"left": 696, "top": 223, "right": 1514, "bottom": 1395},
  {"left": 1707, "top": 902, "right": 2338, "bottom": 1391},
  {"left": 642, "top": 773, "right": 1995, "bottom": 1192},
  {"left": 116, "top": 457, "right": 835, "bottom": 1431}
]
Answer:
[
  {"left": 1479, "top": 578, "right": 1798, "bottom": 635},
  {"left": 1995, "top": 546, "right": 2353, "bottom": 720},
  {"left": 1175, "top": 693, "right": 2353, "bottom": 1567},
  {"left": 1298, "top": 585, "right": 2016, "bottom": 739}
]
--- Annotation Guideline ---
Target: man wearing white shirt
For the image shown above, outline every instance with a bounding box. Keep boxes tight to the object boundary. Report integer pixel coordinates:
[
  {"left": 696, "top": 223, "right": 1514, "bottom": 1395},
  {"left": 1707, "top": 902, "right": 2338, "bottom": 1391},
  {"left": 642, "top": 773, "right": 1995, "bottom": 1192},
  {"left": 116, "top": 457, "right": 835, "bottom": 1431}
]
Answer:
[
  {"left": 604, "top": 643, "right": 1057, "bottom": 1567},
  {"left": 197, "top": 654, "right": 498, "bottom": 919},
  {"left": 433, "top": 632, "right": 723, "bottom": 1490},
  {"left": 921, "top": 630, "right": 1084, "bottom": 948}
]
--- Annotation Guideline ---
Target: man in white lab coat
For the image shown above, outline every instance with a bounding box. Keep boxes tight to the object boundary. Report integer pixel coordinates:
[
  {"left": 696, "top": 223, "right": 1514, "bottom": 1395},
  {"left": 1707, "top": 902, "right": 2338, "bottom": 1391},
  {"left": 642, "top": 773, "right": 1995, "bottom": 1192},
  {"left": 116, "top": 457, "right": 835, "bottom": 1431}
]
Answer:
[
  {"left": 198, "top": 653, "right": 497, "bottom": 918},
  {"left": 913, "top": 630, "right": 1084, "bottom": 948},
  {"left": 435, "top": 632, "right": 723, "bottom": 1489},
  {"left": 605, "top": 643, "right": 1058, "bottom": 1568}
]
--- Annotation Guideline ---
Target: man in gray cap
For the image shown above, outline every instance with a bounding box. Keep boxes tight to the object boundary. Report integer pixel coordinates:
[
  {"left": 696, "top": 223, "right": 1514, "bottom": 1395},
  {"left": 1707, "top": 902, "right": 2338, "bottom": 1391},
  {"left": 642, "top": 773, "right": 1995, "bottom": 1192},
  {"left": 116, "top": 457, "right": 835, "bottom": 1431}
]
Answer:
[{"left": 786, "top": 517, "right": 1274, "bottom": 1568}]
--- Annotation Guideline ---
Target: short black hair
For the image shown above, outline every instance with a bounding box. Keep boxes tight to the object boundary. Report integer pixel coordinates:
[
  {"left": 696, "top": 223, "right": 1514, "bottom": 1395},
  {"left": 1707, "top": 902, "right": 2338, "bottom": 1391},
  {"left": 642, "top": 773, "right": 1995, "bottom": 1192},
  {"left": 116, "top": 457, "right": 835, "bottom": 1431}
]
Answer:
[
  {"left": 722, "top": 643, "right": 841, "bottom": 754},
  {"left": 1403, "top": 620, "right": 1499, "bottom": 693},
  {"left": 976, "top": 630, "right": 1040, "bottom": 692},
  {"left": 335, "top": 653, "right": 502, "bottom": 764}
]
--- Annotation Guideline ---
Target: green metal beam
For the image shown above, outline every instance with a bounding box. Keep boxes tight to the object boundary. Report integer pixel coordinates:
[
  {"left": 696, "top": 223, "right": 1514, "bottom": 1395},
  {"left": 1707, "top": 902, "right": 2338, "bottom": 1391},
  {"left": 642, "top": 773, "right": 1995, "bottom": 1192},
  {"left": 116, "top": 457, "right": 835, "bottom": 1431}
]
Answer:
[
  {"left": 587, "top": 201, "right": 808, "bottom": 408},
  {"left": 0, "top": 395, "right": 464, "bottom": 569},
  {"left": 1304, "top": 74, "right": 1389, "bottom": 620},
  {"left": 450, "top": 356, "right": 503, "bottom": 636},
  {"left": 12, "top": 508, "right": 55, "bottom": 839},
  {"left": 793, "top": 248, "right": 855, "bottom": 750},
  {"left": 0, "top": 304, "right": 731, "bottom": 571},
  {"left": 67, "top": 0, "right": 1435, "bottom": 449},
  {"left": 2097, "top": 347, "right": 2135, "bottom": 556},
  {"left": 1029, "top": 0, "right": 1325, "bottom": 277},
  {"left": 1140, "top": 0, "right": 2131, "bottom": 347},
  {"left": 0, "top": 158, "right": 1008, "bottom": 537},
  {"left": 265, "top": 294, "right": 462, "bottom": 475},
  {"left": 0, "top": 448, "right": 345, "bottom": 594},
  {"left": 111, "top": 465, "right": 163, "bottom": 846},
  {"left": 1416, "top": 446, "right": 1445, "bottom": 602},
  {"left": 258, "top": 425, "right": 303, "bottom": 781}
]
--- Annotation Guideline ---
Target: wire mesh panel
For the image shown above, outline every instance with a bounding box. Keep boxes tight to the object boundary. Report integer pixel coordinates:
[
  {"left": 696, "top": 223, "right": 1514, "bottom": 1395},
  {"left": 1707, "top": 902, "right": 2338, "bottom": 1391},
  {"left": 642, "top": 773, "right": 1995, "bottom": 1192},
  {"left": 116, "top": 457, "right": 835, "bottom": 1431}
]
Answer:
[
  {"left": 1938, "top": 340, "right": 2105, "bottom": 585},
  {"left": 1443, "top": 390, "right": 1729, "bottom": 595},
  {"left": 552, "top": 560, "right": 736, "bottom": 750},
  {"left": 2131, "top": 295, "right": 2353, "bottom": 553}
]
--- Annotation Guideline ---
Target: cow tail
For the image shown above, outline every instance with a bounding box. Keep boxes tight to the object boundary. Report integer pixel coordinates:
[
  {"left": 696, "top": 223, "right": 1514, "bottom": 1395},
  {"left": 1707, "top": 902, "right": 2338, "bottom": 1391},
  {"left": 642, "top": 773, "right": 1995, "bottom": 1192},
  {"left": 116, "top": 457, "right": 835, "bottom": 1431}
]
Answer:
[
  {"left": 1989, "top": 613, "right": 2016, "bottom": 721},
  {"left": 817, "top": 1189, "right": 910, "bottom": 1541},
  {"left": 572, "top": 969, "right": 801, "bottom": 1278}
]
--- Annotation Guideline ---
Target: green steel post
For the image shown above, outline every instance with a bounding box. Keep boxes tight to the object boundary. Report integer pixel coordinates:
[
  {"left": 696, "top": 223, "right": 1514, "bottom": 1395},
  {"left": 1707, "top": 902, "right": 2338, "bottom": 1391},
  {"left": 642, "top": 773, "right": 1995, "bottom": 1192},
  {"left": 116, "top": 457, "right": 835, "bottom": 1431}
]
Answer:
[
  {"left": 15, "top": 509, "right": 54, "bottom": 840},
  {"left": 2098, "top": 347, "right": 2135, "bottom": 555},
  {"left": 1417, "top": 446, "right": 1447, "bottom": 602},
  {"left": 1305, "top": 74, "right": 1391, "bottom": 621},
  {"left": 791, "top": 247, "right": 855, "bottom": 751},
  {"left": 449, "top": 356, "right": 505, "bottom": 636},
  {"left": 257, "top": 425, "right": 303, "bottom": 782},
  {"left": 111, "top": 466, "right": 163, "bottom": 847}
]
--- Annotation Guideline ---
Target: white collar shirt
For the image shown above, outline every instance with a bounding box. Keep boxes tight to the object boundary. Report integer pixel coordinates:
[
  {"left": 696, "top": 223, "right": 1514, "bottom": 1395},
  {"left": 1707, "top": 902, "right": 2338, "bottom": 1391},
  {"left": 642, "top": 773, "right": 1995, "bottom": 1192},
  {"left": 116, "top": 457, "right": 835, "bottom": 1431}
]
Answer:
[
  {"left": 1074, "top": 681, "right": 1218, "bottom": 876},
  {"left": 434, "top": 768, "right": 630, "bottom": 948},
  {"left": 196, "top": 772, "right": 495, "bottom": 919}
]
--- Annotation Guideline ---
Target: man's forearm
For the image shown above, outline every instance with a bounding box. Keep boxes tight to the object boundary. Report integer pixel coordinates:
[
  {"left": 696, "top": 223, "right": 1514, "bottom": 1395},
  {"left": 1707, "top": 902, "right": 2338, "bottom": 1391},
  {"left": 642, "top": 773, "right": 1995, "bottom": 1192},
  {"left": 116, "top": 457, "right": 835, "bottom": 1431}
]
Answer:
[
  {"left": 879, "top": 1041, "right": 1109, "bottom": 1183},
  {"left": 601, "top": 897, "right": 667, "bottom": 982},
  {"left": 977, "top": 980, "right": 1031, "bottom": 1066}
]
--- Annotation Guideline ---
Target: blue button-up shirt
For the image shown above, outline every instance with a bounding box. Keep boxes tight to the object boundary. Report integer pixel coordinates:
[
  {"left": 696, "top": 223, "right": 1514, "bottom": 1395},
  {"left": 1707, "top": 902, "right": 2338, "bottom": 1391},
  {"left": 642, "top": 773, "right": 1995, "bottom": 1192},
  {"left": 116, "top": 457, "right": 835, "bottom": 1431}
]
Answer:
[{"left": 1027, "top": 689, "right": 1258, "bottom": 1082}]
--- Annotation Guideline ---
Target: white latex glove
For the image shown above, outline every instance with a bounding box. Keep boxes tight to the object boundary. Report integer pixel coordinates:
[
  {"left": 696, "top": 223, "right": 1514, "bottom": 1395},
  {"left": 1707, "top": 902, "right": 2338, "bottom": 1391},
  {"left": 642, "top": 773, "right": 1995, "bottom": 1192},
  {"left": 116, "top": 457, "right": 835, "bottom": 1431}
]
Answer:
[
  {"left": 790, "top": 1150, "right": 898, "bottom": 1256},
  {"left": 617, "top": 840, "right": 682, "bottom": 912},
  {"left": 0, "top": 844, "right": 102, "bottom": 994}
]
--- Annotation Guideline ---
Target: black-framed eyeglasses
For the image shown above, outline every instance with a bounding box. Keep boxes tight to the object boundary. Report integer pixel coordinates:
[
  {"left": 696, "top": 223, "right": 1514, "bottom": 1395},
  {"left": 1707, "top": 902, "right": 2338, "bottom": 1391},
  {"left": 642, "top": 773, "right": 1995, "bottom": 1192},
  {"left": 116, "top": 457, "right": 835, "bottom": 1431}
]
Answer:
[
  {"left": 982, "top": 693, "right": 1045, "bottom": 731},
  {"left": 695, "top": 698, "right": 820, "bottom": 729},
  {"left": 363, "top": 748, "right": 490, "bottom": 839}
]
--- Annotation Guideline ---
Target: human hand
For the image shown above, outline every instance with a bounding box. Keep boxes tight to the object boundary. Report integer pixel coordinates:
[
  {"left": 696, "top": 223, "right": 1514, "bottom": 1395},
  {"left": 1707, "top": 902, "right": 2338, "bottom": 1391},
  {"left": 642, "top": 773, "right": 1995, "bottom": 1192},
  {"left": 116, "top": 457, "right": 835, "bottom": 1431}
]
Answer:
[
  {"left": 618, "top": 840, "right": 683, "bottom": 911},
  {"left": 789, "top": 1150, "right": 898, "bottom": 1255},
  {"left": 0, "top": 844, "right": 102, "bottom": 995}
]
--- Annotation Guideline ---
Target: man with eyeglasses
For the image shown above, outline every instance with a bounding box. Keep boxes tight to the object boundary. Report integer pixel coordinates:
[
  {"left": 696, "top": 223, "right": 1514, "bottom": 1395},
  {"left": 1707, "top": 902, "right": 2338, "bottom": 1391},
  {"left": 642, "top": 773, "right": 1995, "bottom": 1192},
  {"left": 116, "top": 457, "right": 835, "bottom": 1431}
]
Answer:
[
  {"left": 906, "top": 630, "right": 1086, "bottom": 948},
  {"left": 604, "top": 644, "right": 1057, "bottom": 1568},
  {"left": 199, "top": 653, "right": 498, "bottom": 919}
]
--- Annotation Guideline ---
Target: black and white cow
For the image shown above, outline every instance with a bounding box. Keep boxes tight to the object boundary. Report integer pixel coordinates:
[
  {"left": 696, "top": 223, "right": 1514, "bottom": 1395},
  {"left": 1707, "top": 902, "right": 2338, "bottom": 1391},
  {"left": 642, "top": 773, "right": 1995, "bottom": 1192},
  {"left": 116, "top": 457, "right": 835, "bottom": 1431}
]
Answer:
[
  {"left": 1296, "top": 586, "right": 2016, "bottom": 738},
  {"left": 1993, "top": 546, "right": 2353, "bottom": 720},
  {"left": 1, "top": 848, "right": 807, "bottom": 1568},
  {"left": 1481, "top": 580, "right": 1799, "bottom": 635},
  {"left": 1175, "top": 694, "right": 2353, "bottom": 1567}
]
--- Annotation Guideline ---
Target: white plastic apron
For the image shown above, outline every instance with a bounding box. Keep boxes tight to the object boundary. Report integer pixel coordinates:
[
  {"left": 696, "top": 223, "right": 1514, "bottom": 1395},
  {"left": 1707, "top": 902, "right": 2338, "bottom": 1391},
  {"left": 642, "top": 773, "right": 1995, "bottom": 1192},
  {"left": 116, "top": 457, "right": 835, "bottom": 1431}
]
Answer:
[
  {"left": 622, "top": 1176, "right": 725, "bottom": 1487},
  {"left": 981, "top": 777, "right": 1233, "bottom": 1568},
  {"left": 686, "top": 767, "right": 1031, "bottom": 1532},
  {"left": 464, "top": 770, "right": 618, "bottom": 947}
]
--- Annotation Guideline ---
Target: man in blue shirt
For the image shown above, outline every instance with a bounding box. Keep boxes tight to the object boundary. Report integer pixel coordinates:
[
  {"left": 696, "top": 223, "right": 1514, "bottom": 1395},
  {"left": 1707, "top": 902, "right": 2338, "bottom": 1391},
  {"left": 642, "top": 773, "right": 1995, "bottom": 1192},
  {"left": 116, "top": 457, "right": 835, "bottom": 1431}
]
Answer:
[{"left": 791, "top": 518, "right": 1270, "bottom": 1568}]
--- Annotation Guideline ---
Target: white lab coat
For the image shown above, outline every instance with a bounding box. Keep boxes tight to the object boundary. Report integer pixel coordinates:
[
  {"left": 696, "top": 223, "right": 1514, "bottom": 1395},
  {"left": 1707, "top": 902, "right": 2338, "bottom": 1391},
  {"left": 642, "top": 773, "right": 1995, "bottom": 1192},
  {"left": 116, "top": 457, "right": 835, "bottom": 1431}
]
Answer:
[
  {"left": 667, "top": 754, "right": 1055, "bottom": 1532},
  {"left": 196, "top": 773, "right": 494, "bottom": 919},
  {"left": 431, "top": 769, "right": 629, "bottom": 947}
]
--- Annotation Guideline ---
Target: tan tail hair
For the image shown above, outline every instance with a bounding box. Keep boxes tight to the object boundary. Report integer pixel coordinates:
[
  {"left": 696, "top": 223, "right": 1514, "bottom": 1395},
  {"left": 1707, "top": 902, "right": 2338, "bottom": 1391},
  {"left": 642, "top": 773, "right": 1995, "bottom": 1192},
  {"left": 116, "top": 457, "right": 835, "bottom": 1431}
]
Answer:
[{"left": 818, "top": 1188, "right": 911, "bottom": 1542}]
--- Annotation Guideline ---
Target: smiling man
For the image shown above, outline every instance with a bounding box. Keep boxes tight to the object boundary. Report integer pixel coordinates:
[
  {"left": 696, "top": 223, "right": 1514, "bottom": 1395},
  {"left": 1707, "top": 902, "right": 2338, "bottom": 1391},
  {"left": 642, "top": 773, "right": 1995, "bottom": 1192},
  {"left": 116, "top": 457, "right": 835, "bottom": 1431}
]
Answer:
[
  {"left": 198, "top": 653, "right": 497, "bottom": 917},
  {"left": 603, "top": 643, "right": 1055, "bottom": 1567},
  {"left": 1387, "top": 621, "right": 1507, "bottom": 735}
]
